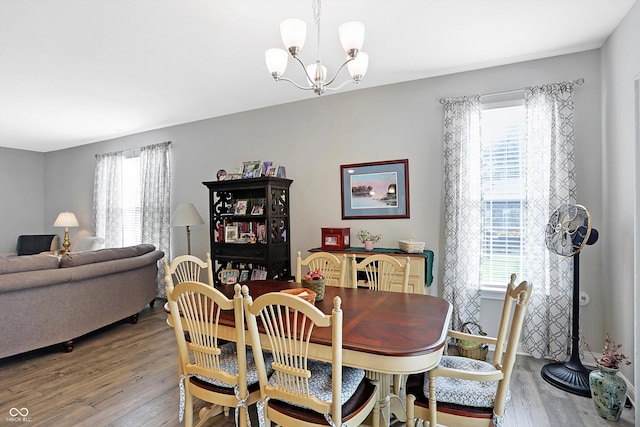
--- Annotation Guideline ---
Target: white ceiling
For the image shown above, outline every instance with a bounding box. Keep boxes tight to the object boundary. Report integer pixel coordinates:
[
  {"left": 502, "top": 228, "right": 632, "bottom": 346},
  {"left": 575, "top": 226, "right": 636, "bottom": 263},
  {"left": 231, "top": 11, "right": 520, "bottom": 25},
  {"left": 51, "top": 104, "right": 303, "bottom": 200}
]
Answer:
[{"left": 0, "top": 0, "right": 635, "bottom": 152}]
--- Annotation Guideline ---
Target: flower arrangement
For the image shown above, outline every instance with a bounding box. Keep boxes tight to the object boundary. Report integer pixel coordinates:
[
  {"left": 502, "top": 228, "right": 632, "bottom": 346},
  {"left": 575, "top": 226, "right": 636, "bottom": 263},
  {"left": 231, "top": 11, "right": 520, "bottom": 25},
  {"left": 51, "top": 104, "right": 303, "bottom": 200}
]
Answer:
[
  {"left": 303, "top": 269, "right": 324, "bottom": 281},
  {"left": 584, "top": 334, "right": 631, "bottom": 369},
  {"left": 356, "top": 229, "right": 381, "bottom": 243}
]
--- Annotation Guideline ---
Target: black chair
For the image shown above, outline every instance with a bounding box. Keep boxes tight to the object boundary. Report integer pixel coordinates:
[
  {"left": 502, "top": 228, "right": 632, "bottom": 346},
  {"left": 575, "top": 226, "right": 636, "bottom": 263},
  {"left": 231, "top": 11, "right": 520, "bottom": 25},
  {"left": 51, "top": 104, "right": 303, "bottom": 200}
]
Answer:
[{"left": 16, "top": 234, "right": 59, "bottom": 255}]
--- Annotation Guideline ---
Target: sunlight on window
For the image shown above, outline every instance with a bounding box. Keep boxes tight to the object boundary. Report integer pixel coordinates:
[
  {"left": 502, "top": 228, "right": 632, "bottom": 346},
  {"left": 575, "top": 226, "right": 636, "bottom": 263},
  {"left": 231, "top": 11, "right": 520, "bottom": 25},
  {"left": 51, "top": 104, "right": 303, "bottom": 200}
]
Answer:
[{"left": 480, "top": 105, "right": 526, "bottom": 288}]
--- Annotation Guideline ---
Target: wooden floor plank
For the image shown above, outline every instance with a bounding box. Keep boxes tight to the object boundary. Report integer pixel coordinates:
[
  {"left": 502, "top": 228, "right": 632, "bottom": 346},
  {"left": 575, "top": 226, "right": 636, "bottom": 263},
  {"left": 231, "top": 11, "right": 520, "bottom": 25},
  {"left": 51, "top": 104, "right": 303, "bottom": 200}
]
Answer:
[{"left": 0, "top": 302, "right": 634, "bottom": 427}]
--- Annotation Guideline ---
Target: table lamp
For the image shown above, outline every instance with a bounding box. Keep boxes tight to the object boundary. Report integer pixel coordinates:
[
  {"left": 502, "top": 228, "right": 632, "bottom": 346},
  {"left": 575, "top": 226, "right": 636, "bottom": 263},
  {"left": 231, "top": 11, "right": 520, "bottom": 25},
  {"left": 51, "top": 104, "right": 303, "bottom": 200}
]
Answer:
[
  {"left": 54, "top": 211, "right": 79, "bottom": 253},
  {"left": 171, "top": 203, "right": 204, "bottom": 255}
]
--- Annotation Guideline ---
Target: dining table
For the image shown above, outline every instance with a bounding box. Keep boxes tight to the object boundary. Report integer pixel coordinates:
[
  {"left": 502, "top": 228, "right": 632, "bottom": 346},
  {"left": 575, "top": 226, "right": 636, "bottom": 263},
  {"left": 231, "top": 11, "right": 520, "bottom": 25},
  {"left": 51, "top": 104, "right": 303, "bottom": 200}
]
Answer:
[{"left": 165, "top": 280, "right": 452, "bottom": 427}]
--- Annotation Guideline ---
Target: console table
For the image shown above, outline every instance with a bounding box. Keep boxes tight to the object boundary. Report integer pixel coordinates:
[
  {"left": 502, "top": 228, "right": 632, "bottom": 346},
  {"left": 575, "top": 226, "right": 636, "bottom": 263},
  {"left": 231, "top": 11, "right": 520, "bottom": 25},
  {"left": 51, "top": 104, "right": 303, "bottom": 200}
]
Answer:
[{"left": 309, "top": 247, "right": 434, "bottom": 295}]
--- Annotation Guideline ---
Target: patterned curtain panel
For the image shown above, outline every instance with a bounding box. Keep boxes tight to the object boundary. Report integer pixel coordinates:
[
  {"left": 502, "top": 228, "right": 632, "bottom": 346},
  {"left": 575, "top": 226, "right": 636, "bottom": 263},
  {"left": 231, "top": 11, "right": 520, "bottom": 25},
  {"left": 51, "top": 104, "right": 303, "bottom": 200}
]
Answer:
[
  {"left": 141, "top": 141, "right": 171, "bottom": 298},
  {"left": 93, "top": 151, "right": 124, "bottom": 248},
  {"left": 441, "top": 95, "right": 483, "bottom": 330},
  {"left": 522, "top": 82, "right": 577, "bottom": 360}
]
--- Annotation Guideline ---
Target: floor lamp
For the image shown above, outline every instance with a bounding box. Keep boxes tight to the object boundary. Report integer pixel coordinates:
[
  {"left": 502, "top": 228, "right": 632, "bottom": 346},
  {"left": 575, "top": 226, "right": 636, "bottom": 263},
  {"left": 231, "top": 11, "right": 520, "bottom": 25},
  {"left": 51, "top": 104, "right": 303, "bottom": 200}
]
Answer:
[
  {"left": 171, "top": 203, "right": 204, "bottom": 255},
  {"left": 54, "top": 211, "right": 79, "bottom": 253}
]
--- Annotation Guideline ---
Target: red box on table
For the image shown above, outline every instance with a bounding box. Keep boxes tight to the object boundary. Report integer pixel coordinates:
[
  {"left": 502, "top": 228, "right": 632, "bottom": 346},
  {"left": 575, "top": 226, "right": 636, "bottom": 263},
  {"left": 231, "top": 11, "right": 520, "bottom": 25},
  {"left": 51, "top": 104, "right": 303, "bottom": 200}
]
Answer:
[{"left": 321, "top": 228, "right": 350, "bottom": 250}]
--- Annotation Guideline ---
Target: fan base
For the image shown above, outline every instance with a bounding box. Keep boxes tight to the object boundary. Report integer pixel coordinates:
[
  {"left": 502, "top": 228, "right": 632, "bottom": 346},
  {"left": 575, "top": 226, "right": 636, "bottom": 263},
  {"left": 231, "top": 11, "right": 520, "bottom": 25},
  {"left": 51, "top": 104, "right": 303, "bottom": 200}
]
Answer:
[{"left": 541, "top": 361, "right": 592, "bottom": 397}]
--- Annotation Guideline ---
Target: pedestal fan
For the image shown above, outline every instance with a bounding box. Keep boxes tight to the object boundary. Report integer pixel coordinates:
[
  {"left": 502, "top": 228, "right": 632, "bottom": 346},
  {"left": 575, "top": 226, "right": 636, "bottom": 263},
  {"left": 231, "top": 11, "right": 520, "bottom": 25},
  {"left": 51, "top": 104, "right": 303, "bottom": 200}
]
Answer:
[{"left": 541, "top": 203, "right": 598, "bottom": 397}]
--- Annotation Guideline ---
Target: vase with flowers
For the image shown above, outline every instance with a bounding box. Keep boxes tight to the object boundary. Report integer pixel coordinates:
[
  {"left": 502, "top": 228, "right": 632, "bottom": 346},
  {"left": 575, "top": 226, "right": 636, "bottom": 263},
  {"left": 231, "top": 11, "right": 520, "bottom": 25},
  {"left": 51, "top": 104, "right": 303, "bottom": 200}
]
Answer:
[
  {"left": 585, "top": 334, "right": 631, "bottom": 421},
  {"left": 357, "top": 230, "right": 381, "bottom": 251}
]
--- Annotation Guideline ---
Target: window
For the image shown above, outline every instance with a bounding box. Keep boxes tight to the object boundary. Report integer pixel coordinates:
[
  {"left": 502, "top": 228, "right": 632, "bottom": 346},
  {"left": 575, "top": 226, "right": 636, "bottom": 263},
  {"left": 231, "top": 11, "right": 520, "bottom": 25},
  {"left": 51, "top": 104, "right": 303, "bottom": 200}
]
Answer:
[
  {"left": 122, "top": 154, "right": 141, "bottom": 246},
  {"left": 480, "top": 102, "right": 526, "bottom": 289}
]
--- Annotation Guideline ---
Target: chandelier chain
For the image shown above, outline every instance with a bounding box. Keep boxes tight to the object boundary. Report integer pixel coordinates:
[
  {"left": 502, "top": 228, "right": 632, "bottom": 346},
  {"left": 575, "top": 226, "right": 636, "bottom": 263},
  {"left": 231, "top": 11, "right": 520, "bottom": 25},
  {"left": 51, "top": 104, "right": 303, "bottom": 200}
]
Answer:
[{"left": 313, "top": 0, "right": 321, "bottom": 62}]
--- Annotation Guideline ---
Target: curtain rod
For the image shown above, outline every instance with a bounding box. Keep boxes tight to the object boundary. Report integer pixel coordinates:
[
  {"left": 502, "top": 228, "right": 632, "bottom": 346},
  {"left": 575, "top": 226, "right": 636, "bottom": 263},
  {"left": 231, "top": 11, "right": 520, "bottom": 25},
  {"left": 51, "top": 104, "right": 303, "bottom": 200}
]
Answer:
[
  {"left": 96, "top": 141, "right": 172, "bottom": 158},
  {"left": 439, "top": 77, "right": 584, "bottom": 104}
]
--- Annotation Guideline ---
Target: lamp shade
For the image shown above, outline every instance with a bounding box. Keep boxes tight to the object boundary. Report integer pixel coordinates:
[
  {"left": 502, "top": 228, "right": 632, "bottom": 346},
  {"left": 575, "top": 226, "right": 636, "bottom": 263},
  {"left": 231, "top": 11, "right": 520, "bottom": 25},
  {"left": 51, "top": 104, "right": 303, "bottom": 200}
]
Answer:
[
  {"left": 280, "top": 18, "right": 306, "bottom": 50},
  {"left": 347, "top": 51, "right": 368, "bottom": 79},
  {"left": 338, "top": 21, "right": 365, "bottom": 52},
  {"left": 265, "top": 48, "right": 289, "bottom": 75},
  {"left": 171, "top": 203, "right": 204, "bottom": 227},
  {"left": 53, "top": 211, "right": 79, "bottom": 227}
]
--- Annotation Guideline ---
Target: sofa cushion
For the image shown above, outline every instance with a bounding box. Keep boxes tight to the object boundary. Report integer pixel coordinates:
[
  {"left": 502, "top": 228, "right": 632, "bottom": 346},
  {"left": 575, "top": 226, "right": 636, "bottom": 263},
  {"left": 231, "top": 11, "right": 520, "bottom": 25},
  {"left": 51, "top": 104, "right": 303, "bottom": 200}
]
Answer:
[
  {"left": 59, "top": 244, "right": 156, "bottom": 268},
  {"left": 0, "top": 253, "right": 60, "bottom": 274}
]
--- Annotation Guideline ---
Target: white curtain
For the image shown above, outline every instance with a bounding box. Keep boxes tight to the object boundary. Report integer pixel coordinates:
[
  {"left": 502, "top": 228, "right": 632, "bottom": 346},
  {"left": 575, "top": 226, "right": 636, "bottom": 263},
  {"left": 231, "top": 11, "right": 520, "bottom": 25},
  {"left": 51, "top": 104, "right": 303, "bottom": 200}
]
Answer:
[
  {"left": 441, "top": 95, "right": 483, "bottom": 330},
  {"left": 93, "top": 150, "right": 124, "bottom": 247},
  {"left": 141, "top": 141, "right": 171, "bottom": 298},
  {"left": 440, "top": 81, "right": 577, "bottom": 361},
  {"left": 522, "top": 82, "right": 577, "bottom": 360},
  {"left": 93, "top": 141, "right": 171, "bottom": 298}
]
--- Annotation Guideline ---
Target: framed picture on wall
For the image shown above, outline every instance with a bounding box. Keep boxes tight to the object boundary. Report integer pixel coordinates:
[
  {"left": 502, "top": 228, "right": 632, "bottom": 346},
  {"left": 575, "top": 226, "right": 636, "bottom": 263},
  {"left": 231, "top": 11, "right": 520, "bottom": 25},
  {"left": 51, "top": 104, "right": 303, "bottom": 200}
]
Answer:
[{"left": 340, "top": 159, "right": 410, "bottom": 219}]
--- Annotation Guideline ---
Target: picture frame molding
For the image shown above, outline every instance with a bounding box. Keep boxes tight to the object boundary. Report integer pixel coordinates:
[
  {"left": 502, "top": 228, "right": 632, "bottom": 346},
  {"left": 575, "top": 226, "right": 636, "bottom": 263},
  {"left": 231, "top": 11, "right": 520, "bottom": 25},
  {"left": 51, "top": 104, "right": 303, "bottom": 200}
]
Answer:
[{"left": 340, "top": 159, "right": 410, "bottom": 219}]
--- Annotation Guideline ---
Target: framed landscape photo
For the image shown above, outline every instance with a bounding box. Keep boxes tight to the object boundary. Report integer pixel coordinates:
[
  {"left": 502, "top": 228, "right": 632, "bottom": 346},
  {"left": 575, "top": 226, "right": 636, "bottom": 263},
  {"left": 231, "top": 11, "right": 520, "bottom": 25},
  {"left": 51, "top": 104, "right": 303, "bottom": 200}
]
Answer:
[{"left": 340, "top": 159, "right": 410, "bottom": 219}]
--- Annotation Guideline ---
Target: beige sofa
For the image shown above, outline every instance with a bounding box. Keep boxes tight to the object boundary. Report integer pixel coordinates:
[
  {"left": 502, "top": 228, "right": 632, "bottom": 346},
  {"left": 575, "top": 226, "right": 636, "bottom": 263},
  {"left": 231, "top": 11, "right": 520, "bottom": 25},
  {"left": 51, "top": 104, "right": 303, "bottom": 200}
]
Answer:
[{"left": 0, "top": 244, "right": 164, "bottom": 359}]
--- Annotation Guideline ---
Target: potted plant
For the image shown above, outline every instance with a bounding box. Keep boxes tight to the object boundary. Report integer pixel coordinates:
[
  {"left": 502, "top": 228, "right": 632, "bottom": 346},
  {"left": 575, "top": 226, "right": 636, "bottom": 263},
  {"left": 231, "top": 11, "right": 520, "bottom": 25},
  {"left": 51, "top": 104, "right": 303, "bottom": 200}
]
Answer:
[
  {"left": 585, "top": 334, "right": 631, "bottom": 421},
  {"left": 357, "top": 230, "right": 381, "bottom": 250}
]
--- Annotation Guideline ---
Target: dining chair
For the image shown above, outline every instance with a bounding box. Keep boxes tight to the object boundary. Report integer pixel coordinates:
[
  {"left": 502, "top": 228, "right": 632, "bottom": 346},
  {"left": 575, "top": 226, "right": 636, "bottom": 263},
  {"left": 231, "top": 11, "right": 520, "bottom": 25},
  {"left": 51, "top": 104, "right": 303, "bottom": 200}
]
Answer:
[
  {"left": 295, "top": 251, "right": 348, "bottom": 287},
  {"left": 406, "top": 274, "right": 533, "bottom": 427},
  {"left": 164, "top": 253, "right": 214, "bottom": 287},
  {"left": 242, "top": 285, "right": 380, "bottom": 427},
  {"left": 350, "top": 254, "right": 410, "bottom": 293},
  {"left": 166, "top": 281, "right": 269, "bottom": 427}
]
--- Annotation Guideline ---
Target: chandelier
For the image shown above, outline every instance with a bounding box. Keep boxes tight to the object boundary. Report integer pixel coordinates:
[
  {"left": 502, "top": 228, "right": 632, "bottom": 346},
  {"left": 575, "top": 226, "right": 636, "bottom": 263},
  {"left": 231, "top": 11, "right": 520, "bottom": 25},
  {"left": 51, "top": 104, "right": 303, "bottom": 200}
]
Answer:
[{"left": 265, "top": 0, "right": 369, "bottom": 96}]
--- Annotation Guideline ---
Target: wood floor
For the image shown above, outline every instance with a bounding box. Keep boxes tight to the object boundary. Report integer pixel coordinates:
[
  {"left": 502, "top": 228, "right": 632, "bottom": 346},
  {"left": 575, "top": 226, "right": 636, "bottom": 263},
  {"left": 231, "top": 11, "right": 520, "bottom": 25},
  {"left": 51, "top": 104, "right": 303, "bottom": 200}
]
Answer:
[{"left": 0, "top": 301, "right": 634, "bottom": 427}]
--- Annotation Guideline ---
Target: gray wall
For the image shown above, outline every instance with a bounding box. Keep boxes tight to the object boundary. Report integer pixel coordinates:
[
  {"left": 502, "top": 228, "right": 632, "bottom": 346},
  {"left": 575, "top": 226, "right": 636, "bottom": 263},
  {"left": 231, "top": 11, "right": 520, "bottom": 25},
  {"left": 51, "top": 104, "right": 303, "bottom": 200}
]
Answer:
[
  {"left": 601, "top": 0, "right": 640, "bottom": 395},
  {"left": 0, "top": 147, "right": 45, "bottom": 252},
  {"left": 37, "top": 49, "right": 607, "bottom": 350}
]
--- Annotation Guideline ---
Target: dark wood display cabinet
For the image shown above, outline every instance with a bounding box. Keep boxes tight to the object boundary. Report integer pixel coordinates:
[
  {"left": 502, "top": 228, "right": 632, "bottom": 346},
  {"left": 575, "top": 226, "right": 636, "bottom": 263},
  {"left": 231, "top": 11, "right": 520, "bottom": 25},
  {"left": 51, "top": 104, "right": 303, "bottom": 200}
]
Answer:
[{"left": 203, "top": 177, "right": 293, "bottom": 285}]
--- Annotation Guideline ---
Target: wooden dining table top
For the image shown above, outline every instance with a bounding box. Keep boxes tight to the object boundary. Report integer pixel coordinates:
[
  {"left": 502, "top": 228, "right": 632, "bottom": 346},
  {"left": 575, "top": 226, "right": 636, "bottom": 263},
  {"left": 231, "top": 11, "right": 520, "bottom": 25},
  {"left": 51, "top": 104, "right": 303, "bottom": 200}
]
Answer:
[{"left": 209, "top": 280, "right": 453, "bottom": 374}]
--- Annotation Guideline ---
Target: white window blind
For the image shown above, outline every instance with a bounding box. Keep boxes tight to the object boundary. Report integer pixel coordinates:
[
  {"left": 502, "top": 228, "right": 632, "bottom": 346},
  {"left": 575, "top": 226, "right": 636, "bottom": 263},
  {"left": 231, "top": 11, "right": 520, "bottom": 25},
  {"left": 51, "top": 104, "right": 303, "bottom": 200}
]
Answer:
[
  {"left": 480, "top": 103, "right": 526, "bottom": 288},
  {"left": 122, "top": 155, "right": 141, "bottom": 246}
]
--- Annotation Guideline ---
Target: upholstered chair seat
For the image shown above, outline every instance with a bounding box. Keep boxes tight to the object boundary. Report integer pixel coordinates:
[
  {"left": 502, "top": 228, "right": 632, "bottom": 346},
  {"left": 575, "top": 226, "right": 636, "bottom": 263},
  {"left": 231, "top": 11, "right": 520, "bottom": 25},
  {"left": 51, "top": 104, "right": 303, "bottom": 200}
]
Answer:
[
  {"left": 423, "top": 356, "right": 511, "bottom": 408},
  {"left": 406, "top": 274, "right": 533, "bottom": 427},
  {"left": 406, "top": 356, "right": 512, "bottom": 426}
]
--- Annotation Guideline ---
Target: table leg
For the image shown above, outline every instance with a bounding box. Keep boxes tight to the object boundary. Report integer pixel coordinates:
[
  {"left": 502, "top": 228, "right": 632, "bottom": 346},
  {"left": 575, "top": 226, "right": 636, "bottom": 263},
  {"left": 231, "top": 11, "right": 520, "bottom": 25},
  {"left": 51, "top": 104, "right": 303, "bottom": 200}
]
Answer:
[{"left": 366, "top": 371, "right": 407, "bottom": 427}]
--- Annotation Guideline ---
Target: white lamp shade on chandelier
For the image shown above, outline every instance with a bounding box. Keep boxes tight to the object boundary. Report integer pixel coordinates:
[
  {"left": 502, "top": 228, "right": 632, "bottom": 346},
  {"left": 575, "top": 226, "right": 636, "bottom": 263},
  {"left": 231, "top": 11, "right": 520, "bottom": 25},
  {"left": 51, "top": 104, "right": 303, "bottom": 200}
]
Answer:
[
  {"left": 338, "top": 21, "right": 365, "bottom": 53},
  {"left": 280, "top": 18, "right": 307, "bottom": 51},
  {"left": 265, "top": 0, "right": 368, "bottom": 95}
]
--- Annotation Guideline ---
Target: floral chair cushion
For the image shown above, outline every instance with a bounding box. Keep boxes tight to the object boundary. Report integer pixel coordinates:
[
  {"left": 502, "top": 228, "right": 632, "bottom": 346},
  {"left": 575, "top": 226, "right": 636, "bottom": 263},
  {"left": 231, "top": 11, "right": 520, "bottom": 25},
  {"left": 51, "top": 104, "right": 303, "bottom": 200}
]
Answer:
[
  {"left": 195, "top": 342, "right": 274, "bottom": 387},
  {"left": 269, "top": 359, "right": 365, "bottom": 405},
  {"left": 423, "top": 355, "right": 511, "bottom": 408}
]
